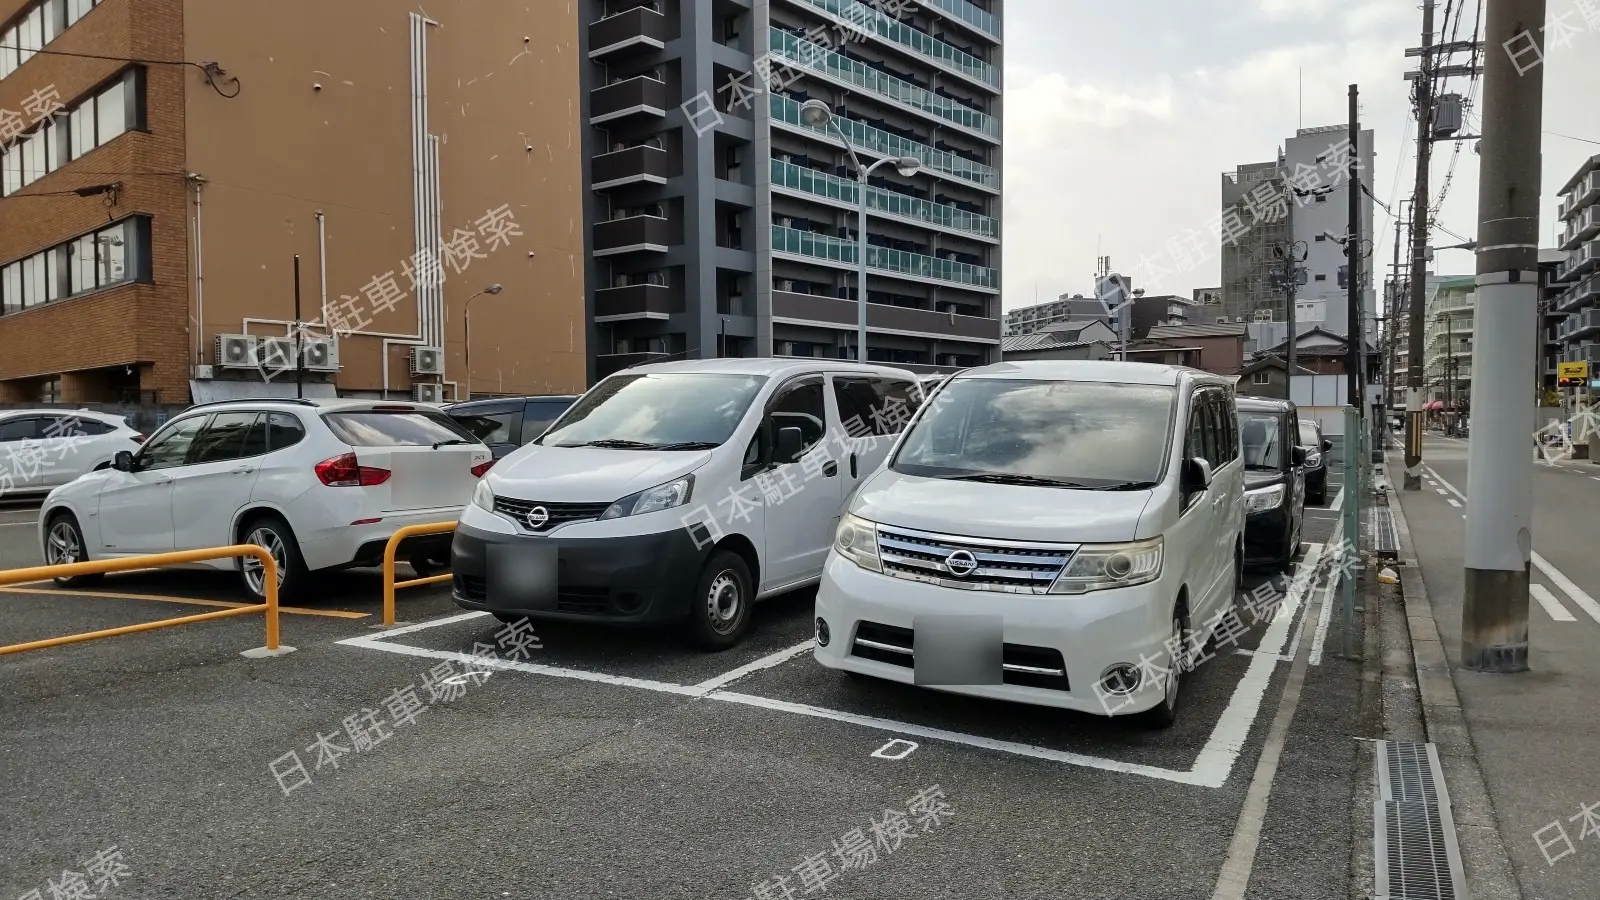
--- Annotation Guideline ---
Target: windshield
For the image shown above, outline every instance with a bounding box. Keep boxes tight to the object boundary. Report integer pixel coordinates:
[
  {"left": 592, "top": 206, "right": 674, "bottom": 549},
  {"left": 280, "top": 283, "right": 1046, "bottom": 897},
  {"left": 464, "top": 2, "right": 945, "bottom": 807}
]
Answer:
[
  {"left": 1239, "top": 412, "right": 1284, "bottom": 469},
  {"left": 1298, "top": 421, "right": 1320, "bottom": 446},
  {"left": 890, "top": 378, "right": 1177, "bottom": 488},
  {"left": 540, "top": 373, "right": 768, "bottom": 449}
]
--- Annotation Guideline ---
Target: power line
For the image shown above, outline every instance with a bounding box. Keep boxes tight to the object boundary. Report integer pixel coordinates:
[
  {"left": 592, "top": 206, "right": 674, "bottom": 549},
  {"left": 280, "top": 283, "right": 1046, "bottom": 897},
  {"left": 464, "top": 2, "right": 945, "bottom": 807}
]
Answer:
[
  {"left": 1545, "top": 129, "right": 1600, "bottom": 146},
  {"left": 0, "top": 44, "right": 240, "bottom": 97}
]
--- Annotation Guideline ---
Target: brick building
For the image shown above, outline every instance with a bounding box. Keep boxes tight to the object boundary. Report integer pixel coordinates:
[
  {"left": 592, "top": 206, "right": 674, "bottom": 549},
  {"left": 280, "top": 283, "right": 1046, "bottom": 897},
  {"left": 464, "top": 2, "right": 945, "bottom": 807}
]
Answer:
[{"left": 0, "top": 0, "right": 586, "bottom": 404}]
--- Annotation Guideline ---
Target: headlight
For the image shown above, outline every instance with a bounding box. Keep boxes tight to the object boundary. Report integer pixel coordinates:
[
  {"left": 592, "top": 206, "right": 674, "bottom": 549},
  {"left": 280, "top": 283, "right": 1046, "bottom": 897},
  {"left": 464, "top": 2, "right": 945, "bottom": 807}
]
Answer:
[
  {"left": 472, "top": 479, "right": 495, "bottom": 512},
  {"left": 1049, "top": 537, "right": 1162, "bottom": 594},
  {"left": 1305, "top": 450, "right": 1322, "bottom": 467},
  {"left": 599, "top": 474, "right": 694, "bottom": 520},
  {"left": 1244, "top": 484, "right": 1286, "bottom": 513},
  {"left": 834, "top": 513, "right": 882, "bottom": 573}
]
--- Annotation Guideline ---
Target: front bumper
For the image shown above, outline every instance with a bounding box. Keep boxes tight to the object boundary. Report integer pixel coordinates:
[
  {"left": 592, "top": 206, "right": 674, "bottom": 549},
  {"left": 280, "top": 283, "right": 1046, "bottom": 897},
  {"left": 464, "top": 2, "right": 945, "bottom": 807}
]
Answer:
[
  {"left": 1243, "top": 506, "right": 1292, "bottom": 565},
  {"left": 812, "top": 553, "right": 1177, "bottom": 716},
  {"left": 1305, "top": 466, "right": 1327, "bottom": 497},
  {"left": 450, "top": 521, "right": 710, "bottom": 623}
]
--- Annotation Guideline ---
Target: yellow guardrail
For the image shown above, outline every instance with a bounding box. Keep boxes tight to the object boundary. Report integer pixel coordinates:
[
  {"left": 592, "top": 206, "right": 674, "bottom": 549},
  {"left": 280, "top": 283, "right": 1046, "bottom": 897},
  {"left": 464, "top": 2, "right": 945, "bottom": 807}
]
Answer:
[
  {"left": 381, "top": 522, "right": 458, "bottom": 626},
  {"left": 0, "top": 545, "right": 282, "bottom": 656}
]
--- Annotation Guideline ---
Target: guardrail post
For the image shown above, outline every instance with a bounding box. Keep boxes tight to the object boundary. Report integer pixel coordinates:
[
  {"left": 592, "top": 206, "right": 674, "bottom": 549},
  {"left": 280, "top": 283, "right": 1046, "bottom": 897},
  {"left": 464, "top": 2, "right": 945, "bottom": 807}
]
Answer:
[
  {"left": 377, "top": 522, "right": 458, "bottom": 628},
  {"left": 241, "top": 545, "right": 292, "bottom": 658}
]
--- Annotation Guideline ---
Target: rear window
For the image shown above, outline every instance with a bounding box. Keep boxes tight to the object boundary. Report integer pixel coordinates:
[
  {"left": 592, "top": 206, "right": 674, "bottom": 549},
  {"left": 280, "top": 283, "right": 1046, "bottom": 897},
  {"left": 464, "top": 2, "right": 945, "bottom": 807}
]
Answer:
[{"left": 322, "top": 410, "right": 478, "bottom": 447}]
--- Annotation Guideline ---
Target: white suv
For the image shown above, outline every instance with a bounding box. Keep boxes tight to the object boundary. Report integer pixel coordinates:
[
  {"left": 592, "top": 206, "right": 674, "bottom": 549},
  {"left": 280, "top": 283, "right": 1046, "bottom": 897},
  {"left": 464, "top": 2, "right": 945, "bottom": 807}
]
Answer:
[
  {"left": 39, "top": 399, "right": 492, "bottom": 600},
  {"left": 0, "top": 409, "right": 145, "bottom": 497}
]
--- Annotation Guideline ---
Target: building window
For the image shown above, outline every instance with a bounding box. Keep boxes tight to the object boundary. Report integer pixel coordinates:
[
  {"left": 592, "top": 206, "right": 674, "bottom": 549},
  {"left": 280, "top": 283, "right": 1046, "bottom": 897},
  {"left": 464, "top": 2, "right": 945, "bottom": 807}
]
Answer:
[
  {"left": 1314, "top": 234, "right": 1326, "bottom": 241},
  {"left": 0, "top": 216, "right": 150, "bottom": 316},
  {"left": 0, "top": 65, "right": 141, "bottom": 196},
  {"left": 1315, "top": 194, "right": 1327, "bottom": 203},
  {"left": 1315, "top": 274, "right": 1327, "bottom": 281},
  {"left": 1252, "top": 371, "right": 1272, "bottom": 385},
  {"left": 0, "top": 0, "right": 102, "bottom": 81}
]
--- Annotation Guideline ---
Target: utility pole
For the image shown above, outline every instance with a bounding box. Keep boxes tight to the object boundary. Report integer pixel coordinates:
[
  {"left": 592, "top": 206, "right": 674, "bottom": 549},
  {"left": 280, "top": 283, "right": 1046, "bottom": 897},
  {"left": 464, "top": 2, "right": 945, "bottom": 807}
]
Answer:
[
  {"left": 1273, "top": 242, "right": 1308, "bottom": 397},
  {"left": 1404, "top": 0, "right": 1436, "bottom": 490},
  {"left": 1462, "top": 0, "right": 1544, "bottom": 673},
  {"left": 1346, "top": 84, "right": 1363, "bottom": 412},
  {"left": 293, "top": 253, "right": 304, "bottom": 400}
]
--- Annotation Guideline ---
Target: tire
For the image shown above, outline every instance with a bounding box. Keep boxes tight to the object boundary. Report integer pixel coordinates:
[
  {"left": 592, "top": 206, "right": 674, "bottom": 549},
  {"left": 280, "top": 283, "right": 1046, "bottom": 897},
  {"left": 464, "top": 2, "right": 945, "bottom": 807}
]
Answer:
[
  {"left": 683, "top": 550, "right": 754, "bottom": 651},
  {"left": 1134, "top": 610, "right": 1185, "bottom": 729},
  {"left": 408, "top": 555, "right": 450, "bottom": 577},
  {"left": 1278, "top": 520, "right": 1301, "bottom": 574},
  {"left": 43, "top": 512, "right": 104, "bottom": 588},
  {"left": 238, "top": 513, "right": 309, "bottom": 604}
]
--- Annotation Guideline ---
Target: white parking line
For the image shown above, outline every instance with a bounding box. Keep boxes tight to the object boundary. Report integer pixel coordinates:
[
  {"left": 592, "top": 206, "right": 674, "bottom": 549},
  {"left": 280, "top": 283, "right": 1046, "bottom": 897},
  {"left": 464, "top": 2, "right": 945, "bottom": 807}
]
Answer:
[
  {"left": 1422, "top": 465, "right": 1600, "bottom": 627},
  {"left": 1530, "top": 584, "right": 1577, "bottom": 622},
  {"left": 339, "top": 546, "right": 1326, "bottom": 789},
  {"left": 1446, "top": 498, "right": 1461, "bottom": 508},
  {"left": 1329, "top": 490, "right": 1345, "bottom": 513}
]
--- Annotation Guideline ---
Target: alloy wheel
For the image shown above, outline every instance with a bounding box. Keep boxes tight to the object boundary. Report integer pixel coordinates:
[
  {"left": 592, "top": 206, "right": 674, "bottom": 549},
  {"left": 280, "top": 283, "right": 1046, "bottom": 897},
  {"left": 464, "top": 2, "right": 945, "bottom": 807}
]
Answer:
[
  {"left": 46, "top": 521, "right": 82, "bottom": 567},
  {"left": 242, "top": 526, "right": 287, "bottom": 597}
]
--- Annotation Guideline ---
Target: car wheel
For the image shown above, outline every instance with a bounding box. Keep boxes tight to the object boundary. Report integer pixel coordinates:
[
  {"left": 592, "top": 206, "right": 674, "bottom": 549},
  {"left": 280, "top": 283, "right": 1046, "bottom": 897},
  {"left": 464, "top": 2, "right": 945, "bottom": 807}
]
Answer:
[
  {"left": 408, "top": 555, "right": 450, "bottom": 577},
  {"left": 1278, "top": 521, "right": 1300, "bottom": 574},
  {"left": 1134, "top": 611, "right": 1185, "bottom": 729},
  {"left": 684, "top": 550, "right": 754, "bottom": 651},
  {"left": 239, "top": 514, "right": 309, "bottom": 603},
  {"left": 44, "top": 513, "right": 103, "bottom": 588}
]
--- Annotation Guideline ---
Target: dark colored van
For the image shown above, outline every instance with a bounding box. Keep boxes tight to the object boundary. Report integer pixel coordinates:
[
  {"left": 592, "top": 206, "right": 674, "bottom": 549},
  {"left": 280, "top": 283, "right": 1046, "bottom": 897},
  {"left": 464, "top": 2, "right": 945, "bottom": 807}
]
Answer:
[
  {"left": 1236, "top": 397, "right": 1307, "bottom": 572},
  {"left": 442, "top": 395, "right": 579, "bottom": 460}
]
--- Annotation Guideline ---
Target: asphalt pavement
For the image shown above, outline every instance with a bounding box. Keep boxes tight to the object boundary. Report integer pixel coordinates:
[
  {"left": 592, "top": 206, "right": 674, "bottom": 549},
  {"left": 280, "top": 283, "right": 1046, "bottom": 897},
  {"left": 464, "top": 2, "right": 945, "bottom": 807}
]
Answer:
[{"left": 0, "top": 474, "right": 1381, "bottom": 900}]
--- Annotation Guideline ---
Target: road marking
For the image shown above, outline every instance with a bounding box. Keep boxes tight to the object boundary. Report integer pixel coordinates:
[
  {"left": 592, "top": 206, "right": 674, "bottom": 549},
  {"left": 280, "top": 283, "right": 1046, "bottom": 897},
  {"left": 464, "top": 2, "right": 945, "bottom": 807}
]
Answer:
[
  {"left": 1589, "top": 476, "right": 1600, "bottom": 482},
  {"left": 1434, "top": 488, "right": 1447, "bottom": 495},
  {"left": 340, "top": 546, "right": 1329, "bottom": 789},
  {"left": 1530, "top": 584, "right": 1577, "bottom": 622},
  {"left": 870, "top": 739, "right": 919, "bottom": 760},
  {"left": 1307, "top": 511, "right": 1344, "bottom": 667},
  {"left": 1446, "top": 498, "right": 1462, "bottom": 508},
  {"left": 0, "top": 586, "right": 370, "bottom": 618},
  {"left": 1423, "top": 465, "right": 1600, "bottom": 627},
  {"left": 1329, "top": 489, "right": 1345, "bottom": 512},
  {"left": 692, "top": 640, "right": 816, "bottom": 691}
]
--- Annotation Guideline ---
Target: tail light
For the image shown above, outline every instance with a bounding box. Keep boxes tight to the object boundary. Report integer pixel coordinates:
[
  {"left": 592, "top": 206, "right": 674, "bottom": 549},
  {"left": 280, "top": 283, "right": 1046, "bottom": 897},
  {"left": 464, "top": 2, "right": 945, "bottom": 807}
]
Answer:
[
  {"left": 130, "top": 434, "right": 146, "bottom": 444},
  {"left": 315, "top": 453, "right": 391, "bottom": 487},
  {"left": 471, "top": 460, "right": 495, "bottom": 478}
]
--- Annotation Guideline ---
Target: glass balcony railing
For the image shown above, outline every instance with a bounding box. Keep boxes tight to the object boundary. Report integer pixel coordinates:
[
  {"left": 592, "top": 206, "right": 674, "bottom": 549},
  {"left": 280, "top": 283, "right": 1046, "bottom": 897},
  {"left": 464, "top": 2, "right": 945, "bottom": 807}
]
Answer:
[
  {"left": 771, "top": 224, "right": 998, "bottom": 289},
  {"left": 769, "top": 94, "right": 997, "bottom": 190},
  {"left": 792, "top": 0, "right": 999, "bottom": 88},
  {"left": 920, "top": 0, "right": 1000, "bottom": 40},
  {"left": 770, "top": 159, "right": 997, "bottom": 239},
  {"left": 768, "top": 28, "right": 998, "bottom": 139}
]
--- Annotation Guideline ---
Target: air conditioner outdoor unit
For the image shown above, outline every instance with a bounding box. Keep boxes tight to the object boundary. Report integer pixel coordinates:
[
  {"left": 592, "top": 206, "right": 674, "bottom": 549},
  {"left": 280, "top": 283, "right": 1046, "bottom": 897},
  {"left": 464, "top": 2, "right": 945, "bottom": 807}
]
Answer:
[
  {"left": 301, "top": 337, "right": 339, "bottom": 372},
  {"left": 778, "top": 279, "right": 795, "bottom": 291},
  {"left": 778, "top": 341, "right": 795, "bottom": 356},
  {"left": 193, "top": 364, "right": 215, "bottom": 380},
  {"left": 412, "top": 383, "right": 443, "bottom": 404},
  {"left": 256, "top": 337, "right": 296, "bottom": 372},
  {"left": 409, "top": 346, "right": 444, "bottom": 376},
  {"left": 779, "top": 217, "right": 794, "bottom": 228},
  {"left": 215, "top": 334, "right": 259, "bottom": 370}
]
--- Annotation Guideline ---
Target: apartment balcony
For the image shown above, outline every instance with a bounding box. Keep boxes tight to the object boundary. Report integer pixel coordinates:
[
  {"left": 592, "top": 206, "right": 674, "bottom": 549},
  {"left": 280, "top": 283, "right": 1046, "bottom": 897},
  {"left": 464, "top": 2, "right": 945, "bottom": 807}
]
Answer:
[
  {"left": 767, "top": 29, "right": 999, "bottom": 142},
  {"left": 1566, "top": 307, "right": 1600, "bottom": 341},
  {"left": 1557, "top": 274, "right": 1600, "bottom": 314},
  {"left": 1561, "top": 170, "right": 1600, "bottom": 221},
  {"left": 1561, "top": 205, "right": 1600, "bottom": 251},
  {"left": 1563, "top": 343, "right": 1600, "bottom": 366},
  {"left": 772, "top": 290, "right": 999, "bottom": 343},
  {"left": 593, "top": 283, "right": 683, "bottom": 322},
  {"left": 785, "top": 0, "right": 1000, "bottom": 90},
  {"left": 589, "top": 6, "right": 670, "bottom": 59},
  {"left": 768, "top": 94, "right": 997, "bottom": 191},
  {"left": 919, "top": 0, "right": 1001, "bottom": 41},
  {"left": 593, "top": 214, "right": 678, "bottom": 257},
  {"left": 589, "top": 75, "right": 669, "bottom": 125},
  {"left": 770, "top": 224, "right": 998, "bottom": 291},
  {"left": 593, "top": 144, "right": 674, "bottom": 190},
  {"left": 769, "top": 159, "right": 997, "bottom": 241},
  {"left": 1562, "top": 239, "right": 1600, "bottom": 283}
]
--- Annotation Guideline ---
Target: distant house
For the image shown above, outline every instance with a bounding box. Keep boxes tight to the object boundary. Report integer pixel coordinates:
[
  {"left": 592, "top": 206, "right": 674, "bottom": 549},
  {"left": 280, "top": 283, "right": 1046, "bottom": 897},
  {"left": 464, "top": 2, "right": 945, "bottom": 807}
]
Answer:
[
  {"left": 1237, "top": 355, "right": 1317, "bottom": 400},
  {"left": 1143, "top": 323, "right": 1248, "bottom": 376},
  {"left": 1257, "top": 326, "right": 1381, "bottom": 377},
  {"left": 1000, "top": 320, "right": 1118, "bottom": 361}
]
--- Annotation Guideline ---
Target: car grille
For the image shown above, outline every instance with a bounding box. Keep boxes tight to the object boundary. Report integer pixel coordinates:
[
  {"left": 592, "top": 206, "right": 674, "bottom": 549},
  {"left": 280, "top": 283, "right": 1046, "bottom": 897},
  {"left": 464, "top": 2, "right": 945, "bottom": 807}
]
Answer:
[
  {"left": 875, "top": 524, "right": 1077, "bottom": 594},
  {"left": 455, "top": 575, "right": 613, "bottom": 615},
  {"left": 492, "top": 497, "right": 611, "bottom": 533},
  {"left": 850, "top": 621, "right": 1071, "bottom": 691}
]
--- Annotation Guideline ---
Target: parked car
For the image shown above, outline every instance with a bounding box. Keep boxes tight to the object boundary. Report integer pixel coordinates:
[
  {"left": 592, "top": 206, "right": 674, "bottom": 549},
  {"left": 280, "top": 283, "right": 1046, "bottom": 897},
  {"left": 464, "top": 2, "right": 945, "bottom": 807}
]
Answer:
[
  {"left": 0, "top": 409, "right": 145, "bottom": 497},
  {"left": 1237, "top": 397, "right": 1307, "bottom": 573},
  {"left": 442, "top": 395, "right": 579, "bottom": 460},
  {"left": 812, "top": 360, "right": 1246, "bottom": 728},
  {"left": 450, "top": 359, "right": 925, "bottom": 649},
  {"left": 38, "top": 399, "right": 492, "bottom": 600},
  {"left": 1297, "top": 418, "right": 1334, "bottom": 505}
]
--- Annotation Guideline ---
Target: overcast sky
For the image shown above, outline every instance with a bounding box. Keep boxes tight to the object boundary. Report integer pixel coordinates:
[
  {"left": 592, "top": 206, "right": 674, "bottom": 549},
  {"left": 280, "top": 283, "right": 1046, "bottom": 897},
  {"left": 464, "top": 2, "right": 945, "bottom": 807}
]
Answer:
[{"left": 999, "top": 0, "right": 1600, "bottom": 313}]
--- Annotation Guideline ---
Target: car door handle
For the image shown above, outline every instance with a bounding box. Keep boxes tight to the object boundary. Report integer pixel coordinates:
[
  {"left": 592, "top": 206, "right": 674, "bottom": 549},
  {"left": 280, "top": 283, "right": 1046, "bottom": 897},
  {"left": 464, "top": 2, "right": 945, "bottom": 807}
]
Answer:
[
  {"left": 822, "top": 462, "right": 838, "bottom": 477},
  {"left": 231, "top": 466, "right": 255, "bottom": 475},
  {"left": 850, "top": 453, "right": 858, "bottom": 478}
]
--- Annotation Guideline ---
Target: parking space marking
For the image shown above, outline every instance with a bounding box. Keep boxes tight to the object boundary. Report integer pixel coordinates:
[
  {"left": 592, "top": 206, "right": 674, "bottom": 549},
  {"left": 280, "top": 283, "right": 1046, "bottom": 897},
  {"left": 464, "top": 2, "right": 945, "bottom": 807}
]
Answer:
[
  {"left": 339, "top": 546, "right": 1327, "bottom": 789},
  {"left": 1446, "top": 498, "right": 1461, "bottom": 508},
  {"left": 870, "top": 739, "right": 919, "bottom": 760},
  {"left": 0, "top": 586, "right": 371, "bottom": 618},
  {"left": 692, "top": 640, "right": 816, "bottom": 692},
  {"left": 1531, "top": 584, "right": 1577, "bottom": 622}
]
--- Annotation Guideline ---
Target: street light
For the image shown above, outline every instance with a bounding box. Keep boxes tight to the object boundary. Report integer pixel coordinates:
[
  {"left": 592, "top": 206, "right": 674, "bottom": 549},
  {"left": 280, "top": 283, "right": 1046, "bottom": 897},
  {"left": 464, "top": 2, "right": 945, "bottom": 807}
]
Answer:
[
  {"left": 799, "top": 99, "right": 921, "bottom": 362},
  {"left": 461, "top": 283, "right": 503, "bottom": 401}
]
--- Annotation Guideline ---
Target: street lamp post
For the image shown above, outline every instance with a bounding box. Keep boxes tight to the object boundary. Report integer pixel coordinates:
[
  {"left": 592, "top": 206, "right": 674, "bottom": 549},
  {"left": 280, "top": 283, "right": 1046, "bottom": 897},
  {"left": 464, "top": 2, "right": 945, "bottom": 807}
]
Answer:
[
  {"left": 461, "top": 283, "right": 504, "bottom": 401},
  {"left": 799, "top": 99, "right": 920, "bottom": 363}
]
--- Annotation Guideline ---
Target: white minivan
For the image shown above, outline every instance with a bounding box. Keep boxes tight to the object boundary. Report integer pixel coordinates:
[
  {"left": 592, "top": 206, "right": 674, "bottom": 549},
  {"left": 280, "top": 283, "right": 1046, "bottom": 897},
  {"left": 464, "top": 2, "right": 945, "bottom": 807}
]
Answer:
[
  {"left": 814, "top": 360, "right": 1246, "bottom": 727},
  {"left": 451, "top": 359, "right": 926, "bottom": 649}
]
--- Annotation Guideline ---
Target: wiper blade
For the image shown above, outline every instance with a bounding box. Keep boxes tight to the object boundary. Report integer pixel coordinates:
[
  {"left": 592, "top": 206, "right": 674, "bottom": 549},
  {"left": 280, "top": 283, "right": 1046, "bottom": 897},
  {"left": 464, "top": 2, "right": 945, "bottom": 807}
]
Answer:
[
  {"left": 949, "top": 473, "right": 1090, "bottom": 488},
  {"left": 432, "top": 439, "right": 474, "bottom": 448},
  {"left": 581, "top": 439, "right": 657, "bottom": 450},
  {"left": 653, "top": 441, "right": 720, "bottom": 451},
  {"left": 1093, "top": 481, "right": 1159, "bottom": 491}
]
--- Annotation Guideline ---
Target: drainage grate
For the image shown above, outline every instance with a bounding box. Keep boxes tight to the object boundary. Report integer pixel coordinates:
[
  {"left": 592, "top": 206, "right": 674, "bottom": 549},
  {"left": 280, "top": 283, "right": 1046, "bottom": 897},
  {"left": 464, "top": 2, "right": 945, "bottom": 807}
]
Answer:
[
  {"left": 1372, "top": 741, "right": 1467, "bottom": 900},
  {"left": 1370, "top": 507, "right": 1400, "bottom": 558}
]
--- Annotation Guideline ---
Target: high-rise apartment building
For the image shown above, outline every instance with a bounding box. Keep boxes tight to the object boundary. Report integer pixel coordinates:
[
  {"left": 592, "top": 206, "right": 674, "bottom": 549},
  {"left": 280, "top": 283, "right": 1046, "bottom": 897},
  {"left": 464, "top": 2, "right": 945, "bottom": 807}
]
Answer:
[
  {"left": 579, "top": 0, "right": 1003, "bottom": 382},
  {"left": 1554, "top": 154, "right": 1600, "bottom": 374},
  {"left": 0, "top": 0, "right": 587, "bottom": 404}
]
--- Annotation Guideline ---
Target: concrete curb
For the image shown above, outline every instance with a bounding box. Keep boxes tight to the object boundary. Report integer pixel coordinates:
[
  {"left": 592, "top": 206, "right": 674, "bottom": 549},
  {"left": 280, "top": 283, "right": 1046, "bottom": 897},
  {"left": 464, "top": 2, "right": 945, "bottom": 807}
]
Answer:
[{"left": 1384, "top": 467, "right": 1524, "bottom": 900}]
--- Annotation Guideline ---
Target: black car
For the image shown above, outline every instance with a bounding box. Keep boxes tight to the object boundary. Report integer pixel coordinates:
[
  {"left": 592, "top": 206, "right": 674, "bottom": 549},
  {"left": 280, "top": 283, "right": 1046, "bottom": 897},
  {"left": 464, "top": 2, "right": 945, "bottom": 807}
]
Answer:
[
  {"left": 1297, "top": 418, "right": 1334, "bottom": 505},
  {"left": 1236, "top": 397, "right": 1307, "bottom": 573},
  {"left": 442, "top": 395, "right": 579, "bottom": 460}
]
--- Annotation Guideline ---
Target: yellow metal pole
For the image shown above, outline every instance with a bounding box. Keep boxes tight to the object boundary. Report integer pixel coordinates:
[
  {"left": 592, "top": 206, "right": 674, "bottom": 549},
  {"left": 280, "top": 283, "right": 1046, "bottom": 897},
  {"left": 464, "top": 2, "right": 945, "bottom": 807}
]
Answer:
[
  {"left": 262, "top": 548, "right": 280, "bottom": 651},
  {"left": 380, "top": 522, "right": 457, "bottom": 627},
  {"left": 0, "top": 604, "right": 266, "bottom": 655}
]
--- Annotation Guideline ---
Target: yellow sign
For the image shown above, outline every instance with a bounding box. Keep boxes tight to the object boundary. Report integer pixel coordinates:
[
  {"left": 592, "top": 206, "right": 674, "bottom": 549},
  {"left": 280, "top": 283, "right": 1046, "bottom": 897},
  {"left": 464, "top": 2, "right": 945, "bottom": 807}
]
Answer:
[{"left": 1559, "top": 362, "right": 1590, "bottom": 382}]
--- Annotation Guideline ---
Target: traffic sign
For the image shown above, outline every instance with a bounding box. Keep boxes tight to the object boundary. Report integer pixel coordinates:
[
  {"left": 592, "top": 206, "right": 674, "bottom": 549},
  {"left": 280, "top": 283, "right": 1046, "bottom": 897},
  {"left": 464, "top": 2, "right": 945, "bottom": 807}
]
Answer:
[{"left": 1559, "top": 362, "right": 1589, "bottom": 387}]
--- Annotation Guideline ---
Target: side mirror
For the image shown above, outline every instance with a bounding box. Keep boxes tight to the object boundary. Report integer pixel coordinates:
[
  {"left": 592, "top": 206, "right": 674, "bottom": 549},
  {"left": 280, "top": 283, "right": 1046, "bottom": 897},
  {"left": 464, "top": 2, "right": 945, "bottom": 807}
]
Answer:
[
  {"left": 775, "top": 426, "right": 804, "bottom": 465},
  {"left": 1181, "top": 457, "right": 1213, "bottom": 493},
  {"left": 1291, "top": 446, "right": 1308, "bottom": 467},
  {"left": 1322, "top": 439, "right": 1333, "bottom": 453},
  {"left": 112, "top": 450, "right": 134, "bottom": 472}
]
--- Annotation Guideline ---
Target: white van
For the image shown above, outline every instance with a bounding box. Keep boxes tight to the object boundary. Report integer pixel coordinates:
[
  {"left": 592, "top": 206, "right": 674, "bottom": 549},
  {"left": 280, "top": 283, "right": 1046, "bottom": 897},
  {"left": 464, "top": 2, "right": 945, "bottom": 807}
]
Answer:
[
  {"left": 813, "top": 361, "right": 1246, "bottom": 727},
  {"left": 451, "top": 359, "right": 926, "bottom": 649}
]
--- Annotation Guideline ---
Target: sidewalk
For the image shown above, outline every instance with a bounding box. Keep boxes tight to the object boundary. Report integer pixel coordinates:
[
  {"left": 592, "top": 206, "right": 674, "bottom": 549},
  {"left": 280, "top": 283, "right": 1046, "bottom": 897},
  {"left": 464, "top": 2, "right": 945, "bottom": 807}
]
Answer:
[{"left": 1386, "top": 456, "right": 1600, "bottom": 900}]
